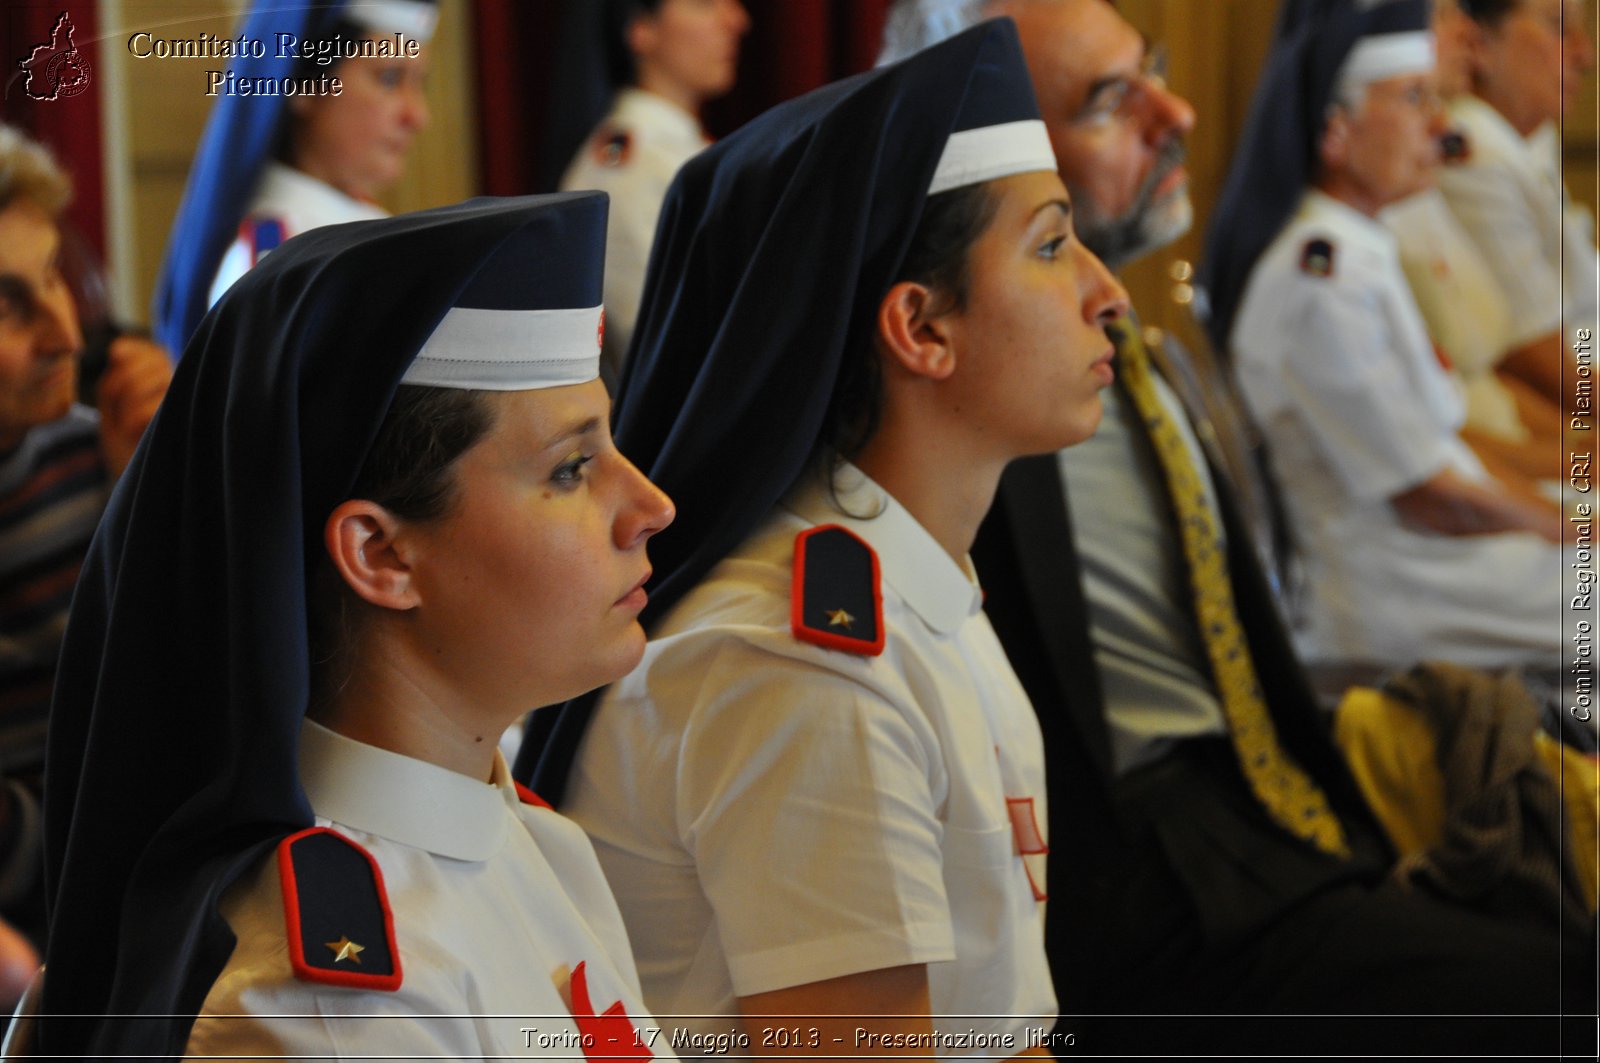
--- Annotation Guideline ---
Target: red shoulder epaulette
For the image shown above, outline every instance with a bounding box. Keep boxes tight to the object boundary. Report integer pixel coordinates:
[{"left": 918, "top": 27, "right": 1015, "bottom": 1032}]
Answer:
[
  {"left": 277, "top": 827, "right": 402, "bottom": 991},
  {"left": 791, "top": 524, "right": 885, "bottom": 656}
]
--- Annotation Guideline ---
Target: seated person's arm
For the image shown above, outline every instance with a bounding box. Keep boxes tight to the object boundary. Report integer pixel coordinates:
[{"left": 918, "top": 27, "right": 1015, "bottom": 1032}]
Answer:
[
  {"left": 0, "top": 780, "right": 39, "bottom": 1011},
  {"left": 1391, "top": 466, "right": 1562, "bottom": 542},
  {"left": 1460, "top": 425, "right": 1562, "bottom": 485},
  {"left": 740, "top": 966, "right": 1052, "bottom": 1062},
  {"left": 739, "top": 964, "right": 934, "bottom": 1059},
  {"left": 96, "top": 334, "right": 172, "bottom": 479},
  {"left": 1497, "top": 370, "right": 1568, "bottom": 442},
  {"left": 1497, "top": 330, "right": 1569, "bottom": 410}
]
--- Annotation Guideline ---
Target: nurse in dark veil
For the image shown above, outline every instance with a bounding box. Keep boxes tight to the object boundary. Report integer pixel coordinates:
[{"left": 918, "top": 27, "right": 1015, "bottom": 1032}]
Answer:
[
  {"left": 35, "top": 194, "right": 675, "bottom": 1059},
  {"left": 153, "top": 0, "right": 438, "bottom": 354},
  {"left": 522, "top": 18, "right": 1127, "bottom": 1052}
]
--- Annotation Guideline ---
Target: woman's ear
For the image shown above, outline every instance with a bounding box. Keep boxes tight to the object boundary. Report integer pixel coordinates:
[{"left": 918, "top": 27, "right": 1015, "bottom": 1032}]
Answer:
[
  {"left": 626, "top": 10, "right": 660, "bottom": 61},
  {"left": 323, "top": 500, "right": 419, "bottom": 611},
  {"left": 1458, "top": 15, "right": 1493, "bottom": 79},
  {"left": 1319, "top": 109, "right": 1351, "bottom": 173},
  {"left": 876, "top": 281, "right": 957, "bottom": 381}
]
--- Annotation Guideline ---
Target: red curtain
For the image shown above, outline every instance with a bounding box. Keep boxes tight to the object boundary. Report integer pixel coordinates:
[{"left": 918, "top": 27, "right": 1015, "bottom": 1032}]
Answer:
[
  {"left": 1, "top": 2, "right": 106, "bottom": 260},
  {"left": 472, "top": 0, "right": 893, "bottom": 196}
]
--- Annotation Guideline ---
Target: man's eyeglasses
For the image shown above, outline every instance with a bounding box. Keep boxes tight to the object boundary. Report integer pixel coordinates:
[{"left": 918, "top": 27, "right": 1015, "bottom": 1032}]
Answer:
[{"left": 1071, "top": 43, "right": 1170, "bottom": 127}]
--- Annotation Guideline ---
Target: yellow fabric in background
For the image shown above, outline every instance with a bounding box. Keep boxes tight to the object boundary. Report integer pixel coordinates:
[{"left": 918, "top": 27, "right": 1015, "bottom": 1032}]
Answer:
[{"left": 1334, "top": 687, "right": 1599, "bottom": 912}]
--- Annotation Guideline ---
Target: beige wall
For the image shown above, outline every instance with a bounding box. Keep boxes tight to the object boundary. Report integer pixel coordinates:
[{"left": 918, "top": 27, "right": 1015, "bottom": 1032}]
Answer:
[
  {"left": 101, "top": 0, "right": 478, "bottom": 326},
  {"left": 1114, "top": 0, "right": 1281, "bottom": 350}
]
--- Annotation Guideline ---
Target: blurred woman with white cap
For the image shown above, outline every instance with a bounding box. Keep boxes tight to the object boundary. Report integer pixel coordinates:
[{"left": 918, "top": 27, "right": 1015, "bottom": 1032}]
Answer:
[{"left": 154, "top": 0, "right": 439, "bottom": 355}]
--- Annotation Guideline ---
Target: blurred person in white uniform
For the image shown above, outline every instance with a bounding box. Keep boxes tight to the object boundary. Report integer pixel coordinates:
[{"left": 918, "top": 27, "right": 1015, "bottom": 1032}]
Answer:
[
  {"left": 1384, "top": 0, "right": 1570, "bottom": 482},
  {"left": 1436, "top": 0, "right": 1597, "bottom": 410},
  {"left": 153, "top": 0, "right": 436, "bottom": 355},
  {"left": 559, "top": 0, "right": 749, "bottom": 382}
]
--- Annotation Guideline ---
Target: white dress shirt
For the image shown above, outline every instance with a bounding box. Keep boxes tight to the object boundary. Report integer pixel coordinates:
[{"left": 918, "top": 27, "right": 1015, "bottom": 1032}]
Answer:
[
  {"left": 1438, "top": 96, "right": 1598, "bottom": 349},
  {"left": 1384, "top": 188, "right": 1527, "bottom": 442},
  {"left": 1059, "top": 372, "right": 1230, "bottom": 774},
  {"left": 560, "top": 89, "right": 710, "bottom": 380}
]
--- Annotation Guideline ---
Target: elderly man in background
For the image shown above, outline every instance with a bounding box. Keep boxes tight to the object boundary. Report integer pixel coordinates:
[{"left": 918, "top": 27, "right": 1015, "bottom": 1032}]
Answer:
[
  {"left": 0, "top": 125, "right": 171, "bottom": 987},
  {"left": 1208, "top": 0, "right": 1565, "bottom": 675},
  {"left": 881, "top": 0, "right": 1589, "bottom": 1054}
]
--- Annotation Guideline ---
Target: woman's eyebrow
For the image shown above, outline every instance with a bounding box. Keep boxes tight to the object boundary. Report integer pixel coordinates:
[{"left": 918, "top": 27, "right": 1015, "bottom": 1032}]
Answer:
[
  {"left": 1031, "top": 200, "right": 1072, "bottom": 222},
  {"left": 541, "top": 415, "right": 602, "bottom": 450}
]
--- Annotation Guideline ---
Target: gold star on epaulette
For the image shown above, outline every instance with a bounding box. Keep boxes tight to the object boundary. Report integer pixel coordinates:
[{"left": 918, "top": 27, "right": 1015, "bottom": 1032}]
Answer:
[
  {"left": 826, "top": 608, "right": 855, "bottom": 629},
  {"left": 325, "top": 936, "right": 365, "bottom": 965}
]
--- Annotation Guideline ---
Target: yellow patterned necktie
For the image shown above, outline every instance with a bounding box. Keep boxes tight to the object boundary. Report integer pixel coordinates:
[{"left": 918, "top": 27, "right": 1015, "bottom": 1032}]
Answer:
[{"left": 1114, "top": 323, "right": 1349, "bottom": 858}]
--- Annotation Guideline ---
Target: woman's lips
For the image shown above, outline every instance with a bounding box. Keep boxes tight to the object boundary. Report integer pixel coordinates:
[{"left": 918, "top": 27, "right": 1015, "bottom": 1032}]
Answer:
[
  {"left": 1092, "top": 347, "right": 1116, "bottom": 386},
  {"left": 617, "top": 570, "right": 652, "bottom": 610}
]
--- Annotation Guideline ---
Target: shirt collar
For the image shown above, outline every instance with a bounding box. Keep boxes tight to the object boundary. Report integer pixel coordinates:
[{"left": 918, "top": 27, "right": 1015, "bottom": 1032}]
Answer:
[
  {"left": 613, "top": 87, "right": 707, "bottom": 147},
  {"left": 298, "top": 719, "right": 520, "bottom": 862},
  {"left": 782, "top": 462, "right": 982, "bottom": 636},
  {"left": 259, "top": 161, "right": 373, "bottom": 215},
  {"left": 1301, "top": 189, "right": 1396, "bottom": 256},
  {"left": 1448, "top": 94, "right": 1530, "bottom": 161}
]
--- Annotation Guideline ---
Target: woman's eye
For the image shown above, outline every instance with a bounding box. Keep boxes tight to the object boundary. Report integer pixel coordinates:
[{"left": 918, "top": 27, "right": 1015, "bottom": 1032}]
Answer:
[
  {"left": 0, "top": 276, "right": 35, "bottom": 325},
  {"left": 1038, "top": 236, "right": 1067, "bottom": 261},
  {"left": 552, "top": 454, "right": 594, "bottom": 486},
  {"left": 376, "top": 66, "right": 405, "bottom": 89}
]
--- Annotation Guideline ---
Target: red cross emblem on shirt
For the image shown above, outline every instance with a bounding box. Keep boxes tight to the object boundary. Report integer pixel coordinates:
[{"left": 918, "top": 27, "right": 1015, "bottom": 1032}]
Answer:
[
  {"left": 569, "top": 961, "right": 653, "bottom": 1061},
  {"left": 1007, "top": 796, "right": 1048, "bottom": 903}
]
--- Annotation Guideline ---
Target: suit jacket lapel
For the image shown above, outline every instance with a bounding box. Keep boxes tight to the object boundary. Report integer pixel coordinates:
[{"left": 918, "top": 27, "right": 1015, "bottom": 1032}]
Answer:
[{"left": 986, "top": 455, "right": 1116, "bottom": 782}]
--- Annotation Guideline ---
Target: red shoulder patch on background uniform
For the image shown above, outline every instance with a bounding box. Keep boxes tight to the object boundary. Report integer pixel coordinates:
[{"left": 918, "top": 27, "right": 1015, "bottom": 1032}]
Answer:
[
  {"left": 1299, "top": 237, "right": 1335, "bottom": 278},
  {"left": 592, "top": 128, "right": 633, "bottom": 167}
]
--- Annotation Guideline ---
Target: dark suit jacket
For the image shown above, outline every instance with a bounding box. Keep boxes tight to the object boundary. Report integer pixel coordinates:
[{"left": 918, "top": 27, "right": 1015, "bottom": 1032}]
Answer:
[{"left": 971, "top": 324, "right": 1388, "bottom": 1009}]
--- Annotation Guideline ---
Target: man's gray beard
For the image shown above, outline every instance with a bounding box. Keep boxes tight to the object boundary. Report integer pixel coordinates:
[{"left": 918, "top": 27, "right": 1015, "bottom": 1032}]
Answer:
[{"left": 1074, "top": 142, "right": 1194, "bottom": 270}]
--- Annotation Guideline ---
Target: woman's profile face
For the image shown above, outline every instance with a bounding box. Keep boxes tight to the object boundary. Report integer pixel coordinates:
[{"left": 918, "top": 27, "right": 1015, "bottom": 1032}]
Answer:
[
  {"left": 289, "top": 39, "right": 431, "bottom": 200},
  {"left": 1470, "top": 0, "right": 1593, "bottom": 134},
  {"left": 631, "top": 0, "right": 750, "bottom": 105},
  {"left": 401, "top": 379, "right": 674, "bottom": 713},
  {"left": 940, "top": 170, "right": 1128, "bottom": 461}
]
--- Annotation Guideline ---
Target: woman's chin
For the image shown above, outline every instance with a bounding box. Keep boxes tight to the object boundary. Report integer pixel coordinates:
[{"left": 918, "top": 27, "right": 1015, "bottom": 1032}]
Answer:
[
  {"left": 1039, "top": 396, "right": 1107, "bottom": 455},
  {"left": 579, "top": 625, "right": 650, "bottom": 700}
]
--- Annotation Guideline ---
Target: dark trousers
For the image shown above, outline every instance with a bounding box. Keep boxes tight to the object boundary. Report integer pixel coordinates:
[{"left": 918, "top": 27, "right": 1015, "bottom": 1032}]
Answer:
[{"left": 1056, "top": 740, "right": 1596, "bottom": 1055}]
